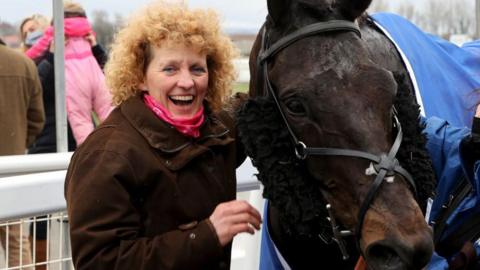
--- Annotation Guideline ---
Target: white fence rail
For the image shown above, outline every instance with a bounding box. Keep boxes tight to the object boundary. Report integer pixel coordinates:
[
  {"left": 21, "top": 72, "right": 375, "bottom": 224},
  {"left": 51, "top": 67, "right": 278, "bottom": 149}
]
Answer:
[
  {"left": 0, "top": 153, "right": 262, "bottom": 270},
  {"left": 0, "top": 153, "right": 72, "bottom": 177}
]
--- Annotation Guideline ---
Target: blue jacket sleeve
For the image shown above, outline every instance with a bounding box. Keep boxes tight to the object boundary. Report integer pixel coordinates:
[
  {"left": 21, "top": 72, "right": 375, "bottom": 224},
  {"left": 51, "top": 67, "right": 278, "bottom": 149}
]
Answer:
[
  {"left": 424, "top": 117, "right": 480, "bottom": 269},
  {"left": 422, "top": 117, "right": 470, "bottom": 223}
]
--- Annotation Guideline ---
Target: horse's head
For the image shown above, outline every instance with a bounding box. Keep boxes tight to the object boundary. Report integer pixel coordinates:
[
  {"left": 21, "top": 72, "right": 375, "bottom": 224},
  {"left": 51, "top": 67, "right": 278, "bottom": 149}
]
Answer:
[{"left": 245, "top": 0, "right": 433, "bottom": 269}]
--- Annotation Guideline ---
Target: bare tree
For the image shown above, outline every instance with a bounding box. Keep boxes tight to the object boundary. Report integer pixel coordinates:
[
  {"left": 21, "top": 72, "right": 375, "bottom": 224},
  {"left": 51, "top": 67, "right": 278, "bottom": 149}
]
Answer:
[
  {"left": 449, "top": 0, "right": 474, "bottom": 35},
  {"left": 367, "top": 0, "right": 390, "bottom": 13},
  {"left": 396, "top": 2, "right": 417, "bottom": 22},
  {"left": 90, "top": 10, "right": 126, "bottom": 51},
  {"left": 420, "top": 0, "right": 474, "bottom": 37},
  {"left": 91, "top": 10, "right": 115, "bottom": 49},
  {"left": 113, "top": 13, "right": 125, "bottom": 33}
]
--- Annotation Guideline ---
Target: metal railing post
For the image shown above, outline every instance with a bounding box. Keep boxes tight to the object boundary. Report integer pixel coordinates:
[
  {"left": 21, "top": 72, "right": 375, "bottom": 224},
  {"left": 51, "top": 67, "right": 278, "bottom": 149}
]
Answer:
[
  {"left": 53, "top": 0, "right": 68, "bottom": 152},
  {"left": 476, "top": 0, "right": 480, "bottom": 38}
]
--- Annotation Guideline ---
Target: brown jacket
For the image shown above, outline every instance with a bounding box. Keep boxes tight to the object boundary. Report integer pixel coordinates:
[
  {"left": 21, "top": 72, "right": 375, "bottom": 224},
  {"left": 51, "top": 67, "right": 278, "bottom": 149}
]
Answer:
[
  {"left": 0, "top": 44, "right": 44, "bottom": 155},
  {"left": 65, "top": 95, "right": 244, "bottom": 270}
]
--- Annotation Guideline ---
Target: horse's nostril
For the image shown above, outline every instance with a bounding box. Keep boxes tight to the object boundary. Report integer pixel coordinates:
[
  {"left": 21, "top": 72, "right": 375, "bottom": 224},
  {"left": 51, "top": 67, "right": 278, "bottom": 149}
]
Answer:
[
  {"left": 367, "top": 243, "right": 403, "bottom": 270},
  {"left": 365, "top": 239, "right": 433, "bottom": 270}
]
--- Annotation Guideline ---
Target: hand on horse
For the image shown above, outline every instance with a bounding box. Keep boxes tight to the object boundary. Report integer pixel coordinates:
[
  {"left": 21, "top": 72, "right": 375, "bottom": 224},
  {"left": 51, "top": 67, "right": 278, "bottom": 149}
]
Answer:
[{"left": 209, "top": 200, "right": 262, "bottom": 246}]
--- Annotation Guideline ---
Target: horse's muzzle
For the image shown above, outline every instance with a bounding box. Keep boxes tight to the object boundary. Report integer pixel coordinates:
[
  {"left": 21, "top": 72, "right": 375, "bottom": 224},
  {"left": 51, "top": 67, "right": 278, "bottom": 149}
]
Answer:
[{"left": 364, "top": 232, "right": 433, "bottom": 270}]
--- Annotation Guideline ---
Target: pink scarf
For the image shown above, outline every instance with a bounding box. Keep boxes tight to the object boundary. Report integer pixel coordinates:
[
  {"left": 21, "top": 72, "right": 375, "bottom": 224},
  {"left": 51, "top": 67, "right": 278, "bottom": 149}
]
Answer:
[
  {"left": 143, "top": 94, "right": 205, "bottom": 138},
  {"left": 26, "top": 17, "right": 93, "bottom": 60}
]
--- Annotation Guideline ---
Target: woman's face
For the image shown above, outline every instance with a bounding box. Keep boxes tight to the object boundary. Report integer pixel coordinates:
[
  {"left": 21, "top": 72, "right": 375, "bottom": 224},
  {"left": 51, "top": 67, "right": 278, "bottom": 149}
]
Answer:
[
  {"left": 21, "top": 19, "right": 39, "bottom": 40},
  {"left": 140, "top": 45, "right": 209, "bottom": 118}
]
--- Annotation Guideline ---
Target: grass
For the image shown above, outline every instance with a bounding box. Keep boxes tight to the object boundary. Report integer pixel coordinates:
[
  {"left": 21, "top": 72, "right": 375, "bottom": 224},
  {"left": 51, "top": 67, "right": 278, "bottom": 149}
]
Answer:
[{"left": 233, "top": 82, "right": 249, "bottom": 93}]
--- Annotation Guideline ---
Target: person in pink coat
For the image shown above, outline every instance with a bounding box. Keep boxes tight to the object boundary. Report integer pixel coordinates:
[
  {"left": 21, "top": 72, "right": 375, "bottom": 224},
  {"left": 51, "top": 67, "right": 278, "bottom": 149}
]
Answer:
[{"left": 25, "top": 2, "right": 113, "bottom": 145}]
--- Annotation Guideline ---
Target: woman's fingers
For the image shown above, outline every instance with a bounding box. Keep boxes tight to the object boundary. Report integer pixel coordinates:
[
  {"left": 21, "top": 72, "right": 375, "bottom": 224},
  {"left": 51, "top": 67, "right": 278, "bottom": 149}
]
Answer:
[
  {"left": 222, "top": 200, "right": 262, "bottom": 222},
  {"left": 209, "top": 200, "right": 262, "bottom": 246},
  {"left": 229, "top": 222, "right": 255, "bottom": 236},
  {"left": 225, "top": 212, "right": 261, "bottom": 230}
]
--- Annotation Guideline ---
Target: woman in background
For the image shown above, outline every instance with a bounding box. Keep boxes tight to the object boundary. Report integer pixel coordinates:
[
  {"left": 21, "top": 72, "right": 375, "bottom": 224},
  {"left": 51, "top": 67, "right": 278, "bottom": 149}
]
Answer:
[{"left": 24, "top": 1, "right": 113, "bottom": 146}]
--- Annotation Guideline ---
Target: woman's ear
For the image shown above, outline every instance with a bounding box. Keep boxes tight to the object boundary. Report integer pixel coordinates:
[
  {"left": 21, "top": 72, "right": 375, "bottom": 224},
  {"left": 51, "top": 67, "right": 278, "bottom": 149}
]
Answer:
[{"left": 138, "top": 82, "right": 147, "bottom": 91}]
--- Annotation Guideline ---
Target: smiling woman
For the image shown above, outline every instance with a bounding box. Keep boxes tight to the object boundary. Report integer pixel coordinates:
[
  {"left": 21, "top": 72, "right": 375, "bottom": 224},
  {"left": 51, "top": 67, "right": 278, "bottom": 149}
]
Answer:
[
  {"left": 139, "top": 45, "right": 209, "bottom": 119},
  {"left": 64, "top": 2, "right": 262, "bottom": 270}
]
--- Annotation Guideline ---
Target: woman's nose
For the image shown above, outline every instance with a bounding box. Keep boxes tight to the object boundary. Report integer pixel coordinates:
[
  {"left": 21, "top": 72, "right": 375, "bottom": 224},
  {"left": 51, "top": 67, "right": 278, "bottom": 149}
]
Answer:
[{"left": 177, "top": 70, "right": 195, "bottom": 89}]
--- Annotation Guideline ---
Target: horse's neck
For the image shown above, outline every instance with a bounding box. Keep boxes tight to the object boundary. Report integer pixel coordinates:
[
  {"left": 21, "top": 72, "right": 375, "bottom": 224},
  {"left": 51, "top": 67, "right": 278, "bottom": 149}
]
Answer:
[
  {"left": 359, "top": 18, "right": 407, "bottom": 76},
  {"left": 268, "top": 205, "right": 359, "bottom": 269}
]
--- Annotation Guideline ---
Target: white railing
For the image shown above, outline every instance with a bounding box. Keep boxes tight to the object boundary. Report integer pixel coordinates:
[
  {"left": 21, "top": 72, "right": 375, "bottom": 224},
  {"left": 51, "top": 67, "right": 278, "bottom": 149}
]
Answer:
[
  {"left": 0, "top": 154, "right": 263, "bottom": 270},
  {"left": 0, "top": 153, "right": 72, "bottom": 177}
]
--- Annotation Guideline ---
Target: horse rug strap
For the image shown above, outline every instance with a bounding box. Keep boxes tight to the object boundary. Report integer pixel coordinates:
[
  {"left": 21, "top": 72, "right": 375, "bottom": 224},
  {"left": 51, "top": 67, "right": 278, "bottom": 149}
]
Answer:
[
  {"left": 433, "top": 175, "right": 471, "bottom": 244},
  {"left": 259, "top": 201, "right": 292, "bottom": 270}
]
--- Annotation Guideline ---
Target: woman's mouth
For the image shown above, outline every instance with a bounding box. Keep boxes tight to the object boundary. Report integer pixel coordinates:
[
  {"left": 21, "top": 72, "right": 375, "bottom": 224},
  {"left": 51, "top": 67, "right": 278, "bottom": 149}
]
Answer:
[{"left": 169, "top": 95, "right": 194, "bottom": 106}]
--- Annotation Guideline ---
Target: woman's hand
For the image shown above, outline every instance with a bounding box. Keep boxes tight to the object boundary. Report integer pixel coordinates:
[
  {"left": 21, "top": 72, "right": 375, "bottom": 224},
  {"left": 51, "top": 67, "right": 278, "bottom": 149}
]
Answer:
[
  {"left": 85, "top": 32, "right": 97, "bottom": 47},
  {"left": 476, "top": 103, "right": 480, "bottom": 118},
  {"left": 209, "top": 200, "right": 262, "bottom": 246},
  {"left": 49, "top": 40, "right": 54, "bottom": 53}
]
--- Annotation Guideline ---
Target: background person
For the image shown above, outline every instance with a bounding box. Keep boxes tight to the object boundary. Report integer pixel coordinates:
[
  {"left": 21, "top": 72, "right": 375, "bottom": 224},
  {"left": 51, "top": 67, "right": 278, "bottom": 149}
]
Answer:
[
  {"left": 19, "top": 10, "right": 109, "bottom": 269},
  {"left": 0, "top": 36, "right": 44, "bottom": 270},
  {"left": 20, "top": 10, "right": 109, "bottom": 154},
  {"left": 24, "top": 1, "right": 113, "bottom": 146},
  {"left": 19, "top": 14, "right": 50, "bottom": 53},
  {"left": 65, "top": 2, "right": 261, "bottom": 270}
]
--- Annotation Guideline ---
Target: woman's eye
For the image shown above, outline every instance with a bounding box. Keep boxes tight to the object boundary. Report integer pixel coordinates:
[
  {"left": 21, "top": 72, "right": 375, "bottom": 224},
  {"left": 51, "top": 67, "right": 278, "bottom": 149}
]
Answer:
[
  {"left": 191, "top": 66, "right": 206, "bottom": 75},
  {"left": 285, "top": 99, "right": 306, "bottom": 115},
  {"left": 162, "top": 66, "right": 176, "bottom": 73}
]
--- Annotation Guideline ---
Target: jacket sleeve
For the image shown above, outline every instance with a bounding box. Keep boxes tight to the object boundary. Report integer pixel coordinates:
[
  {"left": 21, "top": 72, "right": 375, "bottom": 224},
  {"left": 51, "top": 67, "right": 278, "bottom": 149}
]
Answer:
[
  {"left": 26, "top": 61, "right": 45, "bottom": 146},
  {"left": 423, "top": 117, "right": 471, "bottom": 176},
  {"left": 37, "top": 52, "right": 54, "bottom": 81},
  {"left": 65, "top": 149, "right": 224, "bottom": 270},
  {"left": 424, "top": 117, "right": 480, "bottom": 268},
  {"left": 92, "top": 44, "right": 108, "bottom": 70},
  {"left": 422, "top": 117, "right": 470, "bottom": 221},
  {"left": 91, "top": 78, "right": 113, "bottom": 124},
  {"left": 25, "top": 26, "right": 53, "bottom": 60}
]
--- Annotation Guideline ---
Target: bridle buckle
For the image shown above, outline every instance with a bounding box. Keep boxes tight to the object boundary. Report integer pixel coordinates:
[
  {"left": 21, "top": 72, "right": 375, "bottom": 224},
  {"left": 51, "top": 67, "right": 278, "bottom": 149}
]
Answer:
[{"left": 295, "top": 141, "right": 307, "bottom": 160}]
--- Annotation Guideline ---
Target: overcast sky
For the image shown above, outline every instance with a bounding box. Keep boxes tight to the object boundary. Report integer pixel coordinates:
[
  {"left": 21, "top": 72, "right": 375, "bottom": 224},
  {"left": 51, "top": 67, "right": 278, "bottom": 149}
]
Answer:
[
  {"left": 1, "top": 0, "right": 432, "bottom": 34},
  {"left": 0, "top": 0, "right": 269, "bottom": 33}
]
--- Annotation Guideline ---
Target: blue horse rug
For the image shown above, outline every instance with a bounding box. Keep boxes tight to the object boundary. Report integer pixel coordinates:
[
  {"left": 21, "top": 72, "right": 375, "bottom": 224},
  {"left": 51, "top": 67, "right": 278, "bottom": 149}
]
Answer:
[{"left": 372, "top": 12, "right": 480, "bottom": 128}]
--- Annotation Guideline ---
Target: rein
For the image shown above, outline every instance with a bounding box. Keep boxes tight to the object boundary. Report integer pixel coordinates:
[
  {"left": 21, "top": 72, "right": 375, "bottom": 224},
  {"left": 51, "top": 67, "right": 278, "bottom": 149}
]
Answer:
[{"left": 256, "top": 20, "right": 417, "bottom": 260}]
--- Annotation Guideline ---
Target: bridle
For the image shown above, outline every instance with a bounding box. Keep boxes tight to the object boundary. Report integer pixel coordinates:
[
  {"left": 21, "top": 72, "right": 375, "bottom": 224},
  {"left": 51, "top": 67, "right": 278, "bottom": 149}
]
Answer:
[{"left": 256, "top": 20, "right": 417, "bottom": 260}]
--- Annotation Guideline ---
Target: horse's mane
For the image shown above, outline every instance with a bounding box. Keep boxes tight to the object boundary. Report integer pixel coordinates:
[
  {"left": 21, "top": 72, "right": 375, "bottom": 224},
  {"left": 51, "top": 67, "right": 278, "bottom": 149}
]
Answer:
[{"left": 236, "top": 72, "right": 436, "bottom": 239}]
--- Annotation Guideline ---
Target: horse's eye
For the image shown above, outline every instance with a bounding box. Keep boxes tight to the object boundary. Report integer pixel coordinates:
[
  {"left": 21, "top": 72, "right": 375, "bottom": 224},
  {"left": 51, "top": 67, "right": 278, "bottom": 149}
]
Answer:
[{"left": 285, "top": 99, "right": 306, "bottom": 115}]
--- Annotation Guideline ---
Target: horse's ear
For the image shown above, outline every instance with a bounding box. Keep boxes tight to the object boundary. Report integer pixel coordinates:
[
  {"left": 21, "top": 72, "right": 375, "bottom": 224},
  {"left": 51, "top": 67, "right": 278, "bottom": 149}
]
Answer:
[
  {"left": 338, "top": 0, "right": 372, "bottom": 20},
  {"left": 267, "top": 0, "right": 291, "bottom": 25}
]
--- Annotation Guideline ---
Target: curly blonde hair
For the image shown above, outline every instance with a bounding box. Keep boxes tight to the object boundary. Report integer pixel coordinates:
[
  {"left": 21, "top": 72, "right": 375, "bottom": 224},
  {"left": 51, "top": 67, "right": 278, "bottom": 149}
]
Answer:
[{"left": 105, "top": 2, "right": 238, "bottom": 112}]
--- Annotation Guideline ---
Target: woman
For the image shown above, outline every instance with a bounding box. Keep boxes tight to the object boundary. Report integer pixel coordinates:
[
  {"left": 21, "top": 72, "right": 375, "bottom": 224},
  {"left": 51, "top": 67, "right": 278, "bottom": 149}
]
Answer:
[
  {"left": 19, "top": 14, "right": 49, "bottom": 52},
  {"left": 65, "top": 2, "right": 261, "bottom": 270},
  {"left": 23, "top": 8, "right": 109, "bottom": 154},
  {"left": 24, "top": 2, "right": 113, "bottom": 145},
  {"left": 21, "top": 10, "right": 110, "bottom": 270}
]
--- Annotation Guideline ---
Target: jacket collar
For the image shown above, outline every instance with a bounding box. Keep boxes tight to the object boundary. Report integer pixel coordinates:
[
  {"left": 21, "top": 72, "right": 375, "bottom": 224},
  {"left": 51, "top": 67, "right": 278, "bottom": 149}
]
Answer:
[{"left": 121, "top": 95, "right": 233, "bottom": 167}]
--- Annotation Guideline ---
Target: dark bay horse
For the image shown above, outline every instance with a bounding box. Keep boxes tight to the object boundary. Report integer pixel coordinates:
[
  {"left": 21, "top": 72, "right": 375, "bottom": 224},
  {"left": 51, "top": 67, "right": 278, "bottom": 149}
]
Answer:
[{"left": 236, "top": 0, "right": 438, "bottom": 269}]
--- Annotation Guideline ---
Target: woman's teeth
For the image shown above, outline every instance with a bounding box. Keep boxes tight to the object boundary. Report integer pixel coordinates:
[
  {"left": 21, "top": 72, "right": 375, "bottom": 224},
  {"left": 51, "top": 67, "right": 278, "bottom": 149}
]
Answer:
[{"left": 169, "top": 95, "right": 194, "bottom": 105}]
